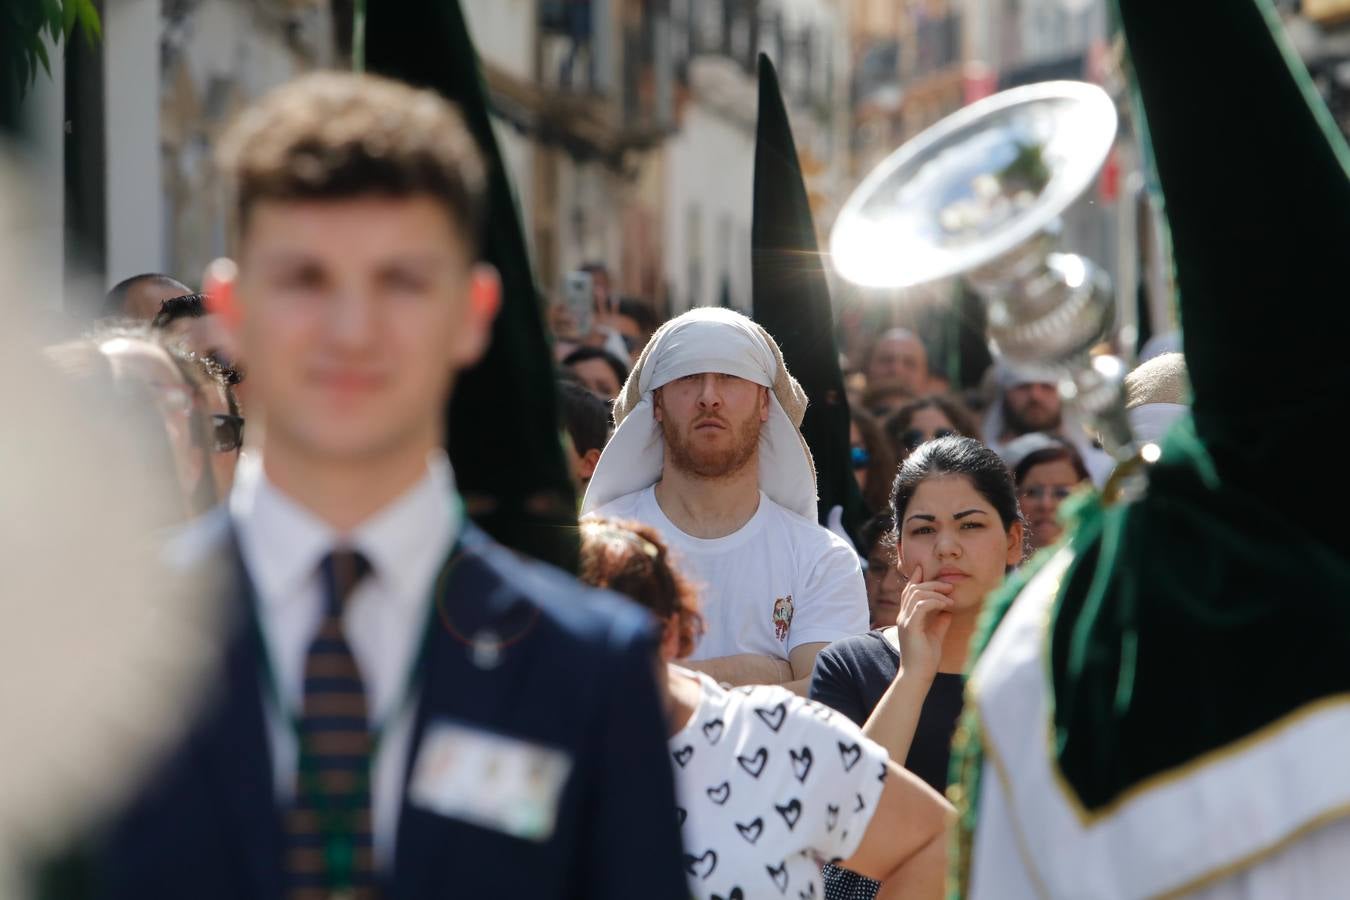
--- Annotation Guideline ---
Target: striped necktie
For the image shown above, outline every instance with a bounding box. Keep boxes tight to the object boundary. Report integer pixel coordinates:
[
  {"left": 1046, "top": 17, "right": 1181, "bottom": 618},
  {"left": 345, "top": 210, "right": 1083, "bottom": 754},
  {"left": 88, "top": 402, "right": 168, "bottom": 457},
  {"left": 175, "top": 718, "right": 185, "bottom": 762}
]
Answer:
[{"left": 283, "top": 549, "right": 376, "bottom": 900}]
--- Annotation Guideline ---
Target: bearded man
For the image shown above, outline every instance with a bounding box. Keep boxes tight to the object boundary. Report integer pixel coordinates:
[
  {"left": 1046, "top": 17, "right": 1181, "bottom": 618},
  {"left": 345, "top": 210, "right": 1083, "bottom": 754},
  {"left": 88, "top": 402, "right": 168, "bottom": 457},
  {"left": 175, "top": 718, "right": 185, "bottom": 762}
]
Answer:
[
  {"left": 983, "top": 364, "right": 1114, "bottom": 486},
  {"left": 583, "top": 307, "right": 868, "bottom": 695}
]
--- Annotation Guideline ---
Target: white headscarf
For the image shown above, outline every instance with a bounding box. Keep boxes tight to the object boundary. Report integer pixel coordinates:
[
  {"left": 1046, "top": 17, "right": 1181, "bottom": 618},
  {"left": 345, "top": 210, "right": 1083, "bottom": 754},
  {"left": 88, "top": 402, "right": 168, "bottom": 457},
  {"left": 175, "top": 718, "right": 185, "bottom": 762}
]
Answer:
[
  {"left": 1127, "top": 403, "right": 1188, "bottom": 446},
  {"left": 1124, "top": 351, "right": 1190, "bottom": 446},
  {"left": 580, "top": 307, "right": 817, "bottom": 520},
  {"left": 981, "top": 362, "right": 1116, "bottom": 487}
]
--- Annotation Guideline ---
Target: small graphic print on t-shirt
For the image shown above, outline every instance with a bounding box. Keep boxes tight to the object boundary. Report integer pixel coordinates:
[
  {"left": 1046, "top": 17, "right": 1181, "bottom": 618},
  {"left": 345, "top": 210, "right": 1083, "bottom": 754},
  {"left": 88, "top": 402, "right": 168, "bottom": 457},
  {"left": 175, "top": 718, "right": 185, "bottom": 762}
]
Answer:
[
  {"left": 772, "top": 595, "right": 795, "bottom": 642},
  {"left": 589, "top": 488, "right": 868, "bottom": 661},
  {"left": 669, "top": 670, "right": 888, "bottom": 900}
]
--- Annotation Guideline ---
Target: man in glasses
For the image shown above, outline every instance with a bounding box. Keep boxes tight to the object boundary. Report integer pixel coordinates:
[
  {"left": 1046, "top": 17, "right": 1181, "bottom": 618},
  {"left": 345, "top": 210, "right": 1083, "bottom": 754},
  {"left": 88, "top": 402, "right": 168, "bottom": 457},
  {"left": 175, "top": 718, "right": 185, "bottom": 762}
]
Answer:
[
  {"left": 170, "top": 348, "right": 244, "bottom": 502},
  {"left": 152, "top": 292, "right": 247, "bottom": 402},
  {"left": 152, "top": 296, "right": 246, "bottom": 501}
]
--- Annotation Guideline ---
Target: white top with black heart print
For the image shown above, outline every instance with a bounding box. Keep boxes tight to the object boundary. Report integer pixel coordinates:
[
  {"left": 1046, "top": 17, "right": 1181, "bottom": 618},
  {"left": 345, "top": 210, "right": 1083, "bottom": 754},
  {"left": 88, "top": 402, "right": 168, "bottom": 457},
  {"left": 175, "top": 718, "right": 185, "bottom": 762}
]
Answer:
[{"left": 668, "top": 669, "right": 889, "bottom": 900}]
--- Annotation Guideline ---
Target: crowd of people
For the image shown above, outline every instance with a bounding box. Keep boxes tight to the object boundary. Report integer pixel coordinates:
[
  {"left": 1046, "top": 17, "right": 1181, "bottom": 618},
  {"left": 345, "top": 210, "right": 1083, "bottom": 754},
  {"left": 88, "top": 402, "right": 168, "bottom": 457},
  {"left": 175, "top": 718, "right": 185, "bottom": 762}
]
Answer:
[
  {"left": 8, "top": 0, "right": 1348, "bottom": 892},
  {"left": 6, "top": 62, "right": 1192, "bottom": 900},
  {"left": 9, "top": 61, "right": 1188, "bottom": 900}
]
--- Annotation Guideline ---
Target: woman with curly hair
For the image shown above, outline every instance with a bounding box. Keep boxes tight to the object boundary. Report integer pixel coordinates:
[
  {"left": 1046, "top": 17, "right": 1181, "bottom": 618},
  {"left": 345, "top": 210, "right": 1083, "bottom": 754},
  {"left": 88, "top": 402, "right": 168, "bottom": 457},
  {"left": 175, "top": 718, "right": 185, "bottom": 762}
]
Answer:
[{"left": 579, "top": 517, "right": 952, "bottom": 900}]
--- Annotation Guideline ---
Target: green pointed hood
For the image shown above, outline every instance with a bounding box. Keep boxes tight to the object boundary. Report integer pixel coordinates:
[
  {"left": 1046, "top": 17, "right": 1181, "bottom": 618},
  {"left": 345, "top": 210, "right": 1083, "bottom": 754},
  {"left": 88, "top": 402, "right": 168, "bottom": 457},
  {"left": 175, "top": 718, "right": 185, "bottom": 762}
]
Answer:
[
  {"left": 1122, "top": 0, "right": 1350, "bottom": 466},
  {"left": 1044, "top": 0, "right": 1350, "bottom": 807},
  {"left": 366, "top": 0, "right": 578, "bottom": 572},
  {"left": 751, "top": 53, "right": 868, "bottom": 539},
  {"left": 950, "top": 2, "right": 1350, "bottom": 882}
]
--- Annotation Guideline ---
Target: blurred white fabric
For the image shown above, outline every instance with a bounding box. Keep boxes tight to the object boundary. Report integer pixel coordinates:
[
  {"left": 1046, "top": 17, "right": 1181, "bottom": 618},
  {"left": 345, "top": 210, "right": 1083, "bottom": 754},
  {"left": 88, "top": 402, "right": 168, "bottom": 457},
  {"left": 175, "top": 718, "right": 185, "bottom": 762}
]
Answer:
[{"left": 0, "top": 151, "right": 221, "bottom": 892}]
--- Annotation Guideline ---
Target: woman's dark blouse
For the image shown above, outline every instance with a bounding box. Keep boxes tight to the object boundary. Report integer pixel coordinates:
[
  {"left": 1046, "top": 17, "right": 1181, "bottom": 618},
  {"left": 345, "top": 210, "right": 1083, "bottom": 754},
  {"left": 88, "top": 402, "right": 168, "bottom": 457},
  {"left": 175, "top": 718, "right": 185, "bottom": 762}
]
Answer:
[{"left": 808, "top": 629, "right": 965, "bottom": 793}]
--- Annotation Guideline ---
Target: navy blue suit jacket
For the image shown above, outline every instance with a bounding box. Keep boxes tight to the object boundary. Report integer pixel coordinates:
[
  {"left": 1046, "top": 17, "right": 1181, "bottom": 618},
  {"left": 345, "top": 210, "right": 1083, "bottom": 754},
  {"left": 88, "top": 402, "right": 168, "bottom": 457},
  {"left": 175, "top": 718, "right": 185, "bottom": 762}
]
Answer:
[{"left": 93, "top": 523, "right": 688, "bottom": 899}]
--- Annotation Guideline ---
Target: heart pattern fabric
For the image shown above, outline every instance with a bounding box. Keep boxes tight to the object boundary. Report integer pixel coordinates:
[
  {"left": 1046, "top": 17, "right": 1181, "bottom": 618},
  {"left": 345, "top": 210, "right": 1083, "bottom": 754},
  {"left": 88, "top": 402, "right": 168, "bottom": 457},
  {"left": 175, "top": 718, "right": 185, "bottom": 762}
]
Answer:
[
  {"left": 790, "top": 747, "right": 814, "bottom": 783},
  {"left": 667, "top": 671, "right": 888, "bottom": 900}
]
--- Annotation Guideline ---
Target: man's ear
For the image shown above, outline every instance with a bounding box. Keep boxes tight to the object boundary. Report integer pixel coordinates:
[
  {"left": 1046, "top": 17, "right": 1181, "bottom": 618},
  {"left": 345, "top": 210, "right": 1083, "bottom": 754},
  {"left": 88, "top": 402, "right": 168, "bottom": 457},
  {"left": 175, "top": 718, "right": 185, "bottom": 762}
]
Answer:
[
  {"left": 579, "top": 447, "right": 602, "bottom": 481},
  {"left": 456, "top": 263, "right": 502, "bottom": 366},
  {"left": 203, "top": 257, "right": 241, "bottom": 334},
  {"left": 760, "top": 386, "right": 771, "bottom": 422},
  {"left": 652, "top": 387, "right": 664, "bottom": 422},
  {"left": 469, "top": 263, "right": 502, "bottom": 327}
]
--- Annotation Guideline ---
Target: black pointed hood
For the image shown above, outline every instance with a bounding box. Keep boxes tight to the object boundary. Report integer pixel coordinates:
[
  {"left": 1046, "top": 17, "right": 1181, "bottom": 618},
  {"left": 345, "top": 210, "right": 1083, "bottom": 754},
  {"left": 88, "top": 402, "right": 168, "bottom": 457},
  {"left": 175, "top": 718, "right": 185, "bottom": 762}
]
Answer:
[
  {"left": 751, "top": 53, "right": 868, "bottom": 540},
  {"left": 365, "top": 0, "right": 578, "bottom": 571}
]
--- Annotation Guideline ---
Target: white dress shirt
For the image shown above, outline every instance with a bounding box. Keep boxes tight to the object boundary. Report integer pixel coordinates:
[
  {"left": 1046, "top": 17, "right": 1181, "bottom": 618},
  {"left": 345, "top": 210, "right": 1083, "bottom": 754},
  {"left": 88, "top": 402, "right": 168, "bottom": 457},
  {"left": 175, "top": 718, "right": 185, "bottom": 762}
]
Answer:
[{"left": 228, "top": 451, "right": 459, "bottom": 867}]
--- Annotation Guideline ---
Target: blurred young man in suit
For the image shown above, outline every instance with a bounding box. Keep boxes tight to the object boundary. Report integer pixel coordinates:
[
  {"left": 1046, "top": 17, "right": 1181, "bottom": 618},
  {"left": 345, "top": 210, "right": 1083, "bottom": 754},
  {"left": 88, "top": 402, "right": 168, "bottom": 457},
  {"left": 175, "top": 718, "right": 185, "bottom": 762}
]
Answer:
[{"left": 93, "top": 72, "right": 686, "bottom": 900}]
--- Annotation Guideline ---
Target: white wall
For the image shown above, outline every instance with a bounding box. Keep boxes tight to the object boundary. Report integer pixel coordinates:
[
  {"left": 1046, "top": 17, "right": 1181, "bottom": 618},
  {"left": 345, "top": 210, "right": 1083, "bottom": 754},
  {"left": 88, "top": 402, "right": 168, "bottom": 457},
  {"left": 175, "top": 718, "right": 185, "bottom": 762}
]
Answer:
[
  {"left": 13, "top": 34, "right": 66, "bottom": 310},
  {"left": 663, "top": 102, "right": 755, "bottom": 313},
  {"left": 555, "top": 157, "right": 622, "bottom": 284},
  {"left": 461, "top": 0, "right": 536, "bottom": 80},
  {"left": 158, "top": 0, "right": 332, "bottom": 281},
  {"left": 104, "top": 0, "right": 164, "bottom": 287},
  {"left": 462, "top": 0, "right": 542, "bottom": 277},
  {"left": 662, "top": 0, "right": 849, "bottom": 314}
]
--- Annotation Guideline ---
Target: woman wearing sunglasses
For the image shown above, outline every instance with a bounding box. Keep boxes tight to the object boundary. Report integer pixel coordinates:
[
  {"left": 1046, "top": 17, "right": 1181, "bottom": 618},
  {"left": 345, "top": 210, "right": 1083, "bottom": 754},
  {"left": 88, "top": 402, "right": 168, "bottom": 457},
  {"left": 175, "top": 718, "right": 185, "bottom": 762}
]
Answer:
[
  {"left": 850, "top": 408, "right": 897, "bottom": 515},
  {"left": 1010, "top": 437, "right": 1089, "bottom": 551},
  {"left": 882, "top": 396, "right": 981, "bottom": 468}
]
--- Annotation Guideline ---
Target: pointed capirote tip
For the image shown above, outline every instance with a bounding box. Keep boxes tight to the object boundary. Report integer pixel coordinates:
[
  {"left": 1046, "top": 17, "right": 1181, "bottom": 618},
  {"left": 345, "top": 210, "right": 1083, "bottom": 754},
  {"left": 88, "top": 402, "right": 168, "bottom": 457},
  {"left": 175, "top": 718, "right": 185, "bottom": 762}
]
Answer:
[{"left": 757, "top": 52, "right": 777, "bottom": 84}]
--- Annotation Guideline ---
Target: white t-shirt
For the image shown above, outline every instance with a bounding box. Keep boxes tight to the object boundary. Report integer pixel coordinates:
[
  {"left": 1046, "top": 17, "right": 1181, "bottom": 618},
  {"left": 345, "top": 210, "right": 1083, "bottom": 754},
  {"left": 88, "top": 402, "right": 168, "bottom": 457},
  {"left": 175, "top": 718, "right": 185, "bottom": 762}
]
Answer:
[
  {"left": 669, "top": 669, "right": 889, "bottom": 900},
  {"left": 592, "top": 488, "right": 867, "bottom": 660}
]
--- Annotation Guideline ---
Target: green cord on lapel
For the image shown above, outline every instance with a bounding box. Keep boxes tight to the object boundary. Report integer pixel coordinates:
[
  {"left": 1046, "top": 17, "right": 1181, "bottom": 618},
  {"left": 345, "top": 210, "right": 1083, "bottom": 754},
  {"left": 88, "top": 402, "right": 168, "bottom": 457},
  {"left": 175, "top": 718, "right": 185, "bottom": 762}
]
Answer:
[{"left": 352, "top": 0, "right": 367, "bottom": 73}]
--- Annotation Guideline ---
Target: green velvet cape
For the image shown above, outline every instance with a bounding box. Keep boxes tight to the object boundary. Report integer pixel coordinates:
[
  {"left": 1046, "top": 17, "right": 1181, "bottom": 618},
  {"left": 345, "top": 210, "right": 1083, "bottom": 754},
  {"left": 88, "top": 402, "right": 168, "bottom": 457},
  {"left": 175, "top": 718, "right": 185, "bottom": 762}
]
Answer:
[
  {"left": 366, "top": 0, "right": 579, "bottom": 572},
  {"left": 951, "top": 0, "right": 1350, "bottom": 889},
  {"left": 750, "top": 54, "right": 869, "bottom": 541}
]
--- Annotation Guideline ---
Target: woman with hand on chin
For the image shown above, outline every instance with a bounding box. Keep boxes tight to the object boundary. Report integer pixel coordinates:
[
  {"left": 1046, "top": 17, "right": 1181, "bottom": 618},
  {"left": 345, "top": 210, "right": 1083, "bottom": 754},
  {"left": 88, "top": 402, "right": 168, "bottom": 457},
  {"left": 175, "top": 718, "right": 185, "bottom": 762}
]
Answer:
[{"left": 811, "top": 436, "right": 1025, "bottom": 792}]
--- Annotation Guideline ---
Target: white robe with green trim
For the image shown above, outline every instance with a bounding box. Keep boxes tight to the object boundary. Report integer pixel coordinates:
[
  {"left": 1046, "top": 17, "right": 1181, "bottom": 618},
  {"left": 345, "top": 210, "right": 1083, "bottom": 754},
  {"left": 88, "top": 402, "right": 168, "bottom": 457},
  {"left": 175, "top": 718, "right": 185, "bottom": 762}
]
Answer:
[{"left": 967, "top": 547, "right": 1350, "bottom": 899}]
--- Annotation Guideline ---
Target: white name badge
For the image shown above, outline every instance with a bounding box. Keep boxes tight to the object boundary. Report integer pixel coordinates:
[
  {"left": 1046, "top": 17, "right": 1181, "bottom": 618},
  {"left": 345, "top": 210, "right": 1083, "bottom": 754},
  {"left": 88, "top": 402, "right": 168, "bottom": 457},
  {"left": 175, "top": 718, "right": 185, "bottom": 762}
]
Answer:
[{"left": 408, "top": 719, "right": 574, "bottom": 843}]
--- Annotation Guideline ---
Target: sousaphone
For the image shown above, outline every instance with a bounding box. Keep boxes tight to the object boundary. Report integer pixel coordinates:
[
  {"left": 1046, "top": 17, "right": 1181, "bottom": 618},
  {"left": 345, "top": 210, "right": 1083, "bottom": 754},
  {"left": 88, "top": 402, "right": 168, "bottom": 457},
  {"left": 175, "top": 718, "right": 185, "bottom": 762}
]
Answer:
[{"left": 831, "top": 81, "right": 1134, "bottom": 454}]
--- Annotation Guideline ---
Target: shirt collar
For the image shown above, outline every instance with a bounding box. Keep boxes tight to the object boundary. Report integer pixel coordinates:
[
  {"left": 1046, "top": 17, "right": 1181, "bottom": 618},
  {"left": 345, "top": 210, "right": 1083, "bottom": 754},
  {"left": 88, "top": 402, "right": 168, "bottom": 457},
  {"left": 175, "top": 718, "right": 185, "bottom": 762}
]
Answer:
[{"left": 229, "top": 451, "right": 461, "bottom": 610}]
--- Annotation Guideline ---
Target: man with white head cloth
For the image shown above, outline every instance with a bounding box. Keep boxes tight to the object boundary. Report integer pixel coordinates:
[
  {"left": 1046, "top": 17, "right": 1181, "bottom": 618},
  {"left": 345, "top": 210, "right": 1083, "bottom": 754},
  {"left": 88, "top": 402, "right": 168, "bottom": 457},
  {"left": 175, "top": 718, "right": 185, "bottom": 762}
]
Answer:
[
  {"left": 583, "top": 307, "right": 868, "bottom": 694},
  {"left": 981, "top": 363, "right": 1115, "bottom": 486}
]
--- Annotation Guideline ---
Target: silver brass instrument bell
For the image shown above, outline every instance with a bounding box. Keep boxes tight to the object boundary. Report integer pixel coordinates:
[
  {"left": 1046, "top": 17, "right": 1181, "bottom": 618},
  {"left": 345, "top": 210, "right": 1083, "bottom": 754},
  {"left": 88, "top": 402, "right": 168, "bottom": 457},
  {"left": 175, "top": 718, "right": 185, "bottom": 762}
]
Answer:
[{"left": 830, "top": 81, "right": 1135, "bottom": 455}]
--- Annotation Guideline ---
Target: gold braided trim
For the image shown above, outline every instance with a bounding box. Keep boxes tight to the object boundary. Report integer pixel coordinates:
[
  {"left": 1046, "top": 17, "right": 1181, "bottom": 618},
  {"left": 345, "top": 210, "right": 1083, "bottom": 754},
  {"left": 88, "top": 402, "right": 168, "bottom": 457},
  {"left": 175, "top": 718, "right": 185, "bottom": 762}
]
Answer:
[
  {"left": 1026, "top": 483, "right": 1350, "bottom": 828},
  {"left": 1153, "top": 802, "right": 1350, "bottom": 899},
  {"left": 957, "top": 548, "right": 1070, "bottom": 899},
  {"left": 1020, "top": 548, "right": 1350, "bottom": 894},
  {"left": 976, "top": 549, "right": 1350, "bottom": 896},
  {"left": 976, "top": 715, "right": 1053, "bottom": 899},
  {"left": 1047, "top": 691, "right": 1350, "bottom": 827},
  {"left": 1040, "top": 579, "right": 1350, "bottom": 828}
]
